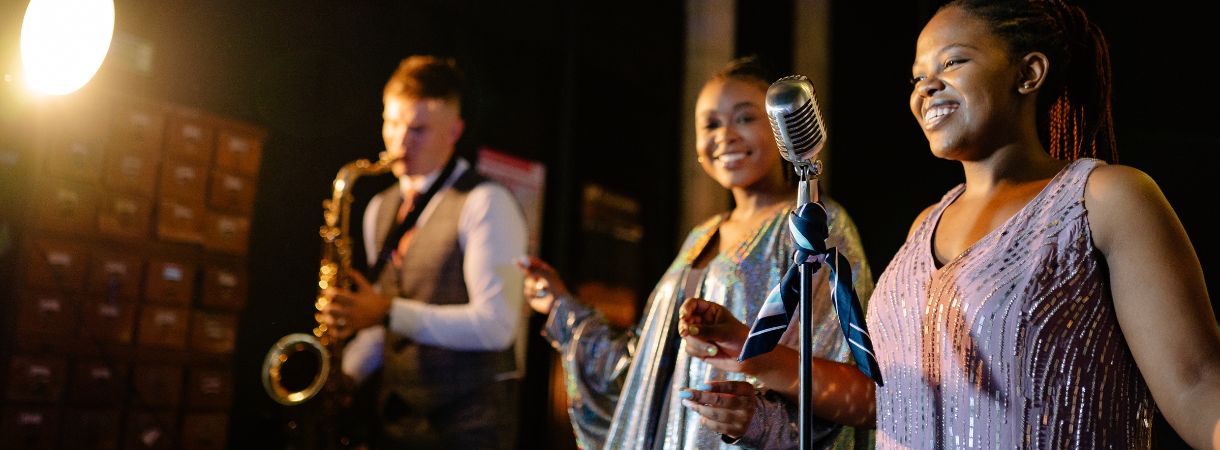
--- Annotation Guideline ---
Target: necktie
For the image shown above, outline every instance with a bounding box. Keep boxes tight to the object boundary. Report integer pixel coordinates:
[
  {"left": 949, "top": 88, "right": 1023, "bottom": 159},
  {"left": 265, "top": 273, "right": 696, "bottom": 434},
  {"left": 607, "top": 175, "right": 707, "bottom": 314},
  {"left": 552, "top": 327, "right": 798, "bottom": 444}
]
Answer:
[
  {"left": 366, "top": 156, "right": 457, "bottom": 283},
  {"left": 392, "top": 188, "right": 421, "bottom": 266}
]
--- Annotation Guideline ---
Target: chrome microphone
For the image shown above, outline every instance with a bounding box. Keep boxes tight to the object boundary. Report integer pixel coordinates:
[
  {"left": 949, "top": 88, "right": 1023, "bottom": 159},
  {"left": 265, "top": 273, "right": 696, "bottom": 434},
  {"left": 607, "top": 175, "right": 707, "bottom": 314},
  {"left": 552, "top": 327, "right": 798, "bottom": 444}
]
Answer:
[{"left": 765, "top": 75, "right": 826, "bottom": 203}]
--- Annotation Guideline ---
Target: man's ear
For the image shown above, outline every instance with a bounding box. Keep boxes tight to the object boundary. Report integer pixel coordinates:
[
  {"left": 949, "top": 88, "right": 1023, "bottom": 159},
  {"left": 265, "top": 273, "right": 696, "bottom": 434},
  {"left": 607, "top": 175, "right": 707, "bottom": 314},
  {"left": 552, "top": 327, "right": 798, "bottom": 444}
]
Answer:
[{"left": 450, "top": 118, "right": 465, "bottom": 145}]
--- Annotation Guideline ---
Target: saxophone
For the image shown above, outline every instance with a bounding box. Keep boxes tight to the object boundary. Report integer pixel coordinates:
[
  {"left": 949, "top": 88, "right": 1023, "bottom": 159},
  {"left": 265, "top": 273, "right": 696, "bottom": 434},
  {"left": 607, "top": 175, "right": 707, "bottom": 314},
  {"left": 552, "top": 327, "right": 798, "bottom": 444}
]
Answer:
[{"left": 261, "top": 152, "right": 395, "bottom": 445}]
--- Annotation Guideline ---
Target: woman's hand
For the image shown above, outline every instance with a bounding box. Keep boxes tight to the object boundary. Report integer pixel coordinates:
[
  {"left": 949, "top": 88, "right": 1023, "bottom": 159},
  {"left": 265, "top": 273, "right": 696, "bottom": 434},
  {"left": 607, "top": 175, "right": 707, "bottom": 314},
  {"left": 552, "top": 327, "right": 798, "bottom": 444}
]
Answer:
[
  {"left": 515, "top": 255, "right": 571, "bottom": 315},
  {"left": 680, "top": 380, "right": 758, "bottom": 439},
  {"left": 678, "top": 297, "right": 751, "bottom": 373},
  {"left": 683, "top": 296, "right": 879, "bottom": 426}
]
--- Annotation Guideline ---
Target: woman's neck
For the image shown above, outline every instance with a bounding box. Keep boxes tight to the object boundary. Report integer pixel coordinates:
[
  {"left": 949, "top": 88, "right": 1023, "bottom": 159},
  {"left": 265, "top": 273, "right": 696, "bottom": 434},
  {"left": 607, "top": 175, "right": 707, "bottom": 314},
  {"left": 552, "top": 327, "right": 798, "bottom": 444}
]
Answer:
[
  {"left": 729, "top": 185, "right": 794, "bottom": 222},
  {"left": 959, "top": 143, "right": 1064, "bottom": 197},
  {"left": 693, "top": 183, "right": 794, "bottom": 268}
]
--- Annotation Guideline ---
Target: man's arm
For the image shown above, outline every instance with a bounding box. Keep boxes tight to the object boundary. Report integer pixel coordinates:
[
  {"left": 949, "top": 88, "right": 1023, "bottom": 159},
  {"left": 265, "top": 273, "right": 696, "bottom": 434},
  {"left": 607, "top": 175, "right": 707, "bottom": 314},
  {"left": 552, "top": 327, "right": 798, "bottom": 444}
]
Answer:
[{"left": 341, "top": 326, "right": 385, "bottom": 384}]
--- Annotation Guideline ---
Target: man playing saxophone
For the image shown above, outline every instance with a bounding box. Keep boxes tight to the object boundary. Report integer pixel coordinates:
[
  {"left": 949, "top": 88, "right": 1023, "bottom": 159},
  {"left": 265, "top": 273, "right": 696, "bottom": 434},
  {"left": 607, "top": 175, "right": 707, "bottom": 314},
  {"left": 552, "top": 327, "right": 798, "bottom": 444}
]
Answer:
[{"left": 321, "top": 55, "right": 528, "bottom": 449}]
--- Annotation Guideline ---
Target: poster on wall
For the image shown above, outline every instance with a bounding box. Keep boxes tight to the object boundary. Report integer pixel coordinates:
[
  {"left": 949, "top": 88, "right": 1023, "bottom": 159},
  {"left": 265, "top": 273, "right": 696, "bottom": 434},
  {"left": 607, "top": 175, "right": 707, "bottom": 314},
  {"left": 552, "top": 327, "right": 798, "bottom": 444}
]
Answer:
[{"left": 475, "top": 147, "right": 546, "bottom": 256}]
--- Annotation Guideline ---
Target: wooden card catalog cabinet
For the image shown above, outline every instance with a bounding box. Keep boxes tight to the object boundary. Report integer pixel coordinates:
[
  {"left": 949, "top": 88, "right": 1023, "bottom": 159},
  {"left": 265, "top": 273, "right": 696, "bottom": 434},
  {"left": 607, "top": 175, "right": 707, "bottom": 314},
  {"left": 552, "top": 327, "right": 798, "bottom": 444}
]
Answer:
[
  {"left": 33, "top": 180, "right": 99, "bottom": 235},
  {"left": 87, "top": 251, "right": 144, "bottom": 300},
  {"left": 97, "top": 191, "right": 154, "bottom": 240},
  {"left": 181, "top": 413, "right": 228, "bottom": 450},
  {"left": 5, "top": 356, "right": 67, "bottom": 403},
  {"left": 1, "top": 407, "right": 61, "bottom": 450},
  {"left": 23, "top": 238, "right": 89, "bottom": 292},
  {"left": 207, "top": 171, "right": 255, "bottom": 214},
  {"left": 110, "top": 99, "right": 167, "bottom": 155},
  {"left": 203, "top": 212, "right": 250, "bottom": 255},
  {"left": 15, "top": 291, "right": 79, "bottom": 340},
  {"left": 39, "top": 97, "right": 110, "bottom": 183},
  {"left": 69, "top": 361, "right": 127, "bottom": 405},
  {"left": 201, "top": 263, "right": 247, "bottom": 311},
  {"left": 62, "top": 409, "right": 121, "bottom": 450},
  {"left": 104, "top": 151, "right": 160, "bottom": 196},
  {"left": 79, "top": 297, "right": 137, "bottom": 344},
  {"left": 4, "top": 94, "right": 266, "bottom": 447},
  {"left": 44, "top": 130, "right": 107, "bottom": 183},
  {"left": 136, "top": 305, "right": 190, "bottom": 348},
  {"left": 189, "top": 312, "right": 237, "bottom": 354},
  {"left": 131, "top": 365, "right": 184, "bottom": 407},
  {"left": 165, "top": 108, "right": 215, "bottom": 164},
  {"left": 143, "top": 258, "right": 197, "bottom": 305},
  {"left": 214, "top": 125, "right": 263, "bottom": 177},
  {"left": 159, "top": 158, "right": 208, "bottom": 204},
  {"left": 124, "top": 411, "right": 178, "bottom": 450},
  {"left": 156, "top": 198, "right": 205, "bottom": 244},
  {"left": 186, "top": 367, "right": 233, "bottom": 409}
]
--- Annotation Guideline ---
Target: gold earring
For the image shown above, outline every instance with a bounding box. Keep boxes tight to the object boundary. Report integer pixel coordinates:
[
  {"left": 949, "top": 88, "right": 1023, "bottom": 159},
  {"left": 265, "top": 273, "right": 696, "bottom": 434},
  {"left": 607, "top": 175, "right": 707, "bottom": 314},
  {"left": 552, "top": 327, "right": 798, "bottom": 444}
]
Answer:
[
  {"left": 697, "top": 156, "right": 706, "bottom": 163},
  {"left": 1022, "top": 82, "right": 1032, "bottom": 89}
]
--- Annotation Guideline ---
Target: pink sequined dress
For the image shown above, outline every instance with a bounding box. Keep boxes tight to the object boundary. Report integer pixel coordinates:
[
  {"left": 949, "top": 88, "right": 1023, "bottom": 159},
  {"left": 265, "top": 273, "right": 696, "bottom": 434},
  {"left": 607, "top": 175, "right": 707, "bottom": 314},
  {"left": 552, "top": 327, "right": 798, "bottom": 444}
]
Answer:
[{"left": 867, "top": 159, "right": 1156, "bottom": 449}]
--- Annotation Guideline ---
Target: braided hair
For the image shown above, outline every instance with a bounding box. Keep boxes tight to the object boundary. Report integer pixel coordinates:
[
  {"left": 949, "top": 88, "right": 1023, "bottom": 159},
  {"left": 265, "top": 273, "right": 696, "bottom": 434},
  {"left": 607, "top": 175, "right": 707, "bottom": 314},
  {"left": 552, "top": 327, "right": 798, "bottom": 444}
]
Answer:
[{"left": 946, "top": 0, "right": 1117, "bottom": 162}]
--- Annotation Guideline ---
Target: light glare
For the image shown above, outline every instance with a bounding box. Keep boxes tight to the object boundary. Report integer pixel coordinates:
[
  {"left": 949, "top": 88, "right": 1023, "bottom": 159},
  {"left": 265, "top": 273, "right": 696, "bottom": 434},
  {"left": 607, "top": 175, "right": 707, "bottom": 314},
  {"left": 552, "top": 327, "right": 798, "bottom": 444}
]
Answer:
[{"left": 20, "top": 0, "right": 116, "bottom": 95}]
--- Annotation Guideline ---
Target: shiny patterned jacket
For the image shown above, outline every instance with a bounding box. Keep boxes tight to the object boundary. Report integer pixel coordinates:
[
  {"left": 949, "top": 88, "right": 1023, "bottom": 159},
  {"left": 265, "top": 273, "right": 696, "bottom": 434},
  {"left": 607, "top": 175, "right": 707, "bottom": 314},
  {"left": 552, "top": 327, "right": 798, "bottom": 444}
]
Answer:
[{"left": 544, "top": 198, "right": 875, "bottom": 449}]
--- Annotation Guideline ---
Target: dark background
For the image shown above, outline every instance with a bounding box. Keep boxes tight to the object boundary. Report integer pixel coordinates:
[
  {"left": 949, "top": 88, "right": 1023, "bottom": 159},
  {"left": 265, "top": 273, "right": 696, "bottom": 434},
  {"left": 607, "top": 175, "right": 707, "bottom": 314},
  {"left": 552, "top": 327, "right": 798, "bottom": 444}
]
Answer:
[{"left": 1, "top": 0, "right": 1215, "bottom": 448}]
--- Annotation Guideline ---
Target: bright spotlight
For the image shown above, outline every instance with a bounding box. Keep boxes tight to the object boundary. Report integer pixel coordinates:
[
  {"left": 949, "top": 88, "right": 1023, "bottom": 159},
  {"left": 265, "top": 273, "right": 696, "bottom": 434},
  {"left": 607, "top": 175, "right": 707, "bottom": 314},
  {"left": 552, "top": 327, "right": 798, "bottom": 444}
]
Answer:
[{"left": 20, "top": 0, "right": 116, "bottom": 96}]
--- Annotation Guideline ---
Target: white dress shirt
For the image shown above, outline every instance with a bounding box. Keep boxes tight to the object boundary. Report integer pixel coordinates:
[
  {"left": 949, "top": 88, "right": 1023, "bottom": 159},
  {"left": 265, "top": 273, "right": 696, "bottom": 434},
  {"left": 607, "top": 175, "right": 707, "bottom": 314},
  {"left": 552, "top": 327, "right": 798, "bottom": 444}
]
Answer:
[{"left": 342, "top": 158, "right": 527, "bottom": 383}]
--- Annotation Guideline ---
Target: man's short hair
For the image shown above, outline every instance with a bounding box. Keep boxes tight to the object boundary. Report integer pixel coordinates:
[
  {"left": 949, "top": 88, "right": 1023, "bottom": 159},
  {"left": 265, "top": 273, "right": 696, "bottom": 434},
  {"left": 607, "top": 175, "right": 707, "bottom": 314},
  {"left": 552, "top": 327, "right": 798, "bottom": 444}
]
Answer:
[{"left": 383, "top": 55, "right": 465, "bottom": 104}]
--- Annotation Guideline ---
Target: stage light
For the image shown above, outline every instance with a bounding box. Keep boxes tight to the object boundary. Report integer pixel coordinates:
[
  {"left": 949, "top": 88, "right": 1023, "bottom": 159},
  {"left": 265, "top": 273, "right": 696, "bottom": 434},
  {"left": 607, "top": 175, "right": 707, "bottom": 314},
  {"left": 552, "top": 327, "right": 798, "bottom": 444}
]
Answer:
[{"left": 20, "top": 0, "right": 115, "bottom": 96}]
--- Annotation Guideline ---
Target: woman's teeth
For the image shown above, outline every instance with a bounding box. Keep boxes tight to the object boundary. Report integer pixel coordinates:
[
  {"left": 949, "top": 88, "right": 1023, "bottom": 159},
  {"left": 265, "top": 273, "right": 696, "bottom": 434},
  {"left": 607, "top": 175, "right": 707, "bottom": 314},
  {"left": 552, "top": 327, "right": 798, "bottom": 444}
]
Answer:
[
  {"left": 714, "top": 151, "right": 749, "bottom": 165},
  {"left": 923, "top": 104, "right": 958, "bottom": 128}
]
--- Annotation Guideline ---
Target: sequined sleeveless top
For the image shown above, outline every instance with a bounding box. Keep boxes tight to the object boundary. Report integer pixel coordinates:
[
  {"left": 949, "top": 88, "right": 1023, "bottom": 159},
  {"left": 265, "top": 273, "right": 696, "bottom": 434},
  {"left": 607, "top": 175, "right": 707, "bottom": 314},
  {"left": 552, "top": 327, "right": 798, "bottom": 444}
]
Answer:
[{"left": 867, "top": 159, "right": 1155, "bottom": 449}]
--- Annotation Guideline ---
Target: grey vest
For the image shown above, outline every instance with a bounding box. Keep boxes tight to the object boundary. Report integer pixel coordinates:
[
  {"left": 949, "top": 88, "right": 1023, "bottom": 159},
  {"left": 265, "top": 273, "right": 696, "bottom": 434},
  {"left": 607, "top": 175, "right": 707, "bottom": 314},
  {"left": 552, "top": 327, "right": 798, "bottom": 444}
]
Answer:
[{"left": 371, "top": 170, "right": 516, "bottom": 410}]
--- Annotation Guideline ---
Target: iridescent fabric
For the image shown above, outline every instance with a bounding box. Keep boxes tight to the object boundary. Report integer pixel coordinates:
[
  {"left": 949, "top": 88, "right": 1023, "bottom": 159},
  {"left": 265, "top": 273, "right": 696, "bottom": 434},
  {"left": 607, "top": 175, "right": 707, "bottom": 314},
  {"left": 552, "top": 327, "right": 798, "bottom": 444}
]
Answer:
[
  {"left": 545, "top": 199, "right": 874, "bottom": 450},
  {"left": 868, "top": 159, "right": 1156, "bottom": 449}
]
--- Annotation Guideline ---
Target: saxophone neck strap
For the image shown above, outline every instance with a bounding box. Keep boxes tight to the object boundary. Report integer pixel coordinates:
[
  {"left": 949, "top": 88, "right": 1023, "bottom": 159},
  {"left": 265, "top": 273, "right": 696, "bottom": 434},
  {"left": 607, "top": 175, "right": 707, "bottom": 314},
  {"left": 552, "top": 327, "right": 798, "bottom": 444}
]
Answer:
[{"left": 366, "top": 156, "right": 460, "bottom": 282}]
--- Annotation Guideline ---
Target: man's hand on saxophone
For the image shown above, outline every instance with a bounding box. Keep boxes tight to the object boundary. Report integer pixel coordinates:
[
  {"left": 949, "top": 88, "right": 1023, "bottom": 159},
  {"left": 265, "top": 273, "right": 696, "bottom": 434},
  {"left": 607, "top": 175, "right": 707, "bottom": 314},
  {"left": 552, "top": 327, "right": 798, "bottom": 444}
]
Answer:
[{"left": 321, "top": 271, "right": 392, "bottom": 340}]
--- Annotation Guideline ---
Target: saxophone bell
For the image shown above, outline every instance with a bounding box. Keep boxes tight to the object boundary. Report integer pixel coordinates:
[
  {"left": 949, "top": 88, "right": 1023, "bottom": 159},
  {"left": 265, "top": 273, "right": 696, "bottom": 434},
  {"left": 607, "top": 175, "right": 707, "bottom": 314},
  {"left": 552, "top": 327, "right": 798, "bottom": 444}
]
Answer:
[{"left": 262, "top": 333, "right": 331, "bottom": 405}]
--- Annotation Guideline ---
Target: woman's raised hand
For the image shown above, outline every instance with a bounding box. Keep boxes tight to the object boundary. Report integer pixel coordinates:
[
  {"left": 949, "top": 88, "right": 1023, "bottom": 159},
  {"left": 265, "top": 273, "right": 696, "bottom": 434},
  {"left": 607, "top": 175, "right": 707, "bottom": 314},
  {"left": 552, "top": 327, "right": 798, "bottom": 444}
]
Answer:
[{"left": 515, "top": 255, "right": 571, "bottom": 315}]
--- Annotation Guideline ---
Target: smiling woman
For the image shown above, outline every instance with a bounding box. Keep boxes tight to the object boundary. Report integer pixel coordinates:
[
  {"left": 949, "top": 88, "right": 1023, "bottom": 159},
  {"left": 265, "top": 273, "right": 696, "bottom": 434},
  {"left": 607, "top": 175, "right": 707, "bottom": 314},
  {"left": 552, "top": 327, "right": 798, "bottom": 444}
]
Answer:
[
  {"left": 866, "top": 1, "right": 1220, "bottom": 449},
  {"left": 20, "top": 0, "right": 115, "bottom": 95},
  {"left": 518, "top": 56, "right": 876, "bottom": 450}
]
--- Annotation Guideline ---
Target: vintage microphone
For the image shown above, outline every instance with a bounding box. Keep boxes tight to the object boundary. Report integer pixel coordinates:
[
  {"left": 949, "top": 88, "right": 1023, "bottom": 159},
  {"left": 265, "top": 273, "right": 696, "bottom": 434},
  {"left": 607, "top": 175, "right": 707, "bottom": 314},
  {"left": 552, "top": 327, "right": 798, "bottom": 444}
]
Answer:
[
  {"left": 767, "top": 75, "right": 826, "bottom": 176},
  {"left": 740, "top": 75, "right": 882, "bottom": 448}
]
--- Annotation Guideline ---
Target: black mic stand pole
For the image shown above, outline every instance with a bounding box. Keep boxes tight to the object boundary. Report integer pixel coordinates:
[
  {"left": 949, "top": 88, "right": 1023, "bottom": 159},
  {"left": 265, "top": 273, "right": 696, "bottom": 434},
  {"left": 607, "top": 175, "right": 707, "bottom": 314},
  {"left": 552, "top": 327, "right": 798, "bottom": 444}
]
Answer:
[{"left": 796, "top": 160, "right": 821, "bottom": 450}]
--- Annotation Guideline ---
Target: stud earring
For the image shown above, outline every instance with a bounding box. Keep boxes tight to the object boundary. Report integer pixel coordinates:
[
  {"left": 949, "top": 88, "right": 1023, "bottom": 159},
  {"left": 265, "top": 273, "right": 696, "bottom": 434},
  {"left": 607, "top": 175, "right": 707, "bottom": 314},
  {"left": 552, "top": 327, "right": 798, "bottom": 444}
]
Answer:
[{"left": 1022, "top": 82, "right": 1032, "bottom": 89}]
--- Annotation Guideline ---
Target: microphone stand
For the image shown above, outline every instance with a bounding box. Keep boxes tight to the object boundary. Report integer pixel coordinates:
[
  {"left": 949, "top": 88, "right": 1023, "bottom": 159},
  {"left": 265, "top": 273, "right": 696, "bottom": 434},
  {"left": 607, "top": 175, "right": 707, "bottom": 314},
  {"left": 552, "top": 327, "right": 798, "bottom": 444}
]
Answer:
[{"left": 795, "top": 160, "right": 821, "bottom": 450}]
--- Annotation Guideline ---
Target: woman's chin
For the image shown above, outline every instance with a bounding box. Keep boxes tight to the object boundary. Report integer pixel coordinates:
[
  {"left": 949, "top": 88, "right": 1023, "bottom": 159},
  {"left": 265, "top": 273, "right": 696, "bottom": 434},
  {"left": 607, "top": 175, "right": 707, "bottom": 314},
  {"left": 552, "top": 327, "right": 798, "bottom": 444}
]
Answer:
[
  {"left": 713, "top": 172, "right": 752, "bottom": 190},
  {"left": 927, "top": 141, "right": 966, "bottom": 161},
  {"left": 718, "top": 174, "right": 783, "bottom": 194}
]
